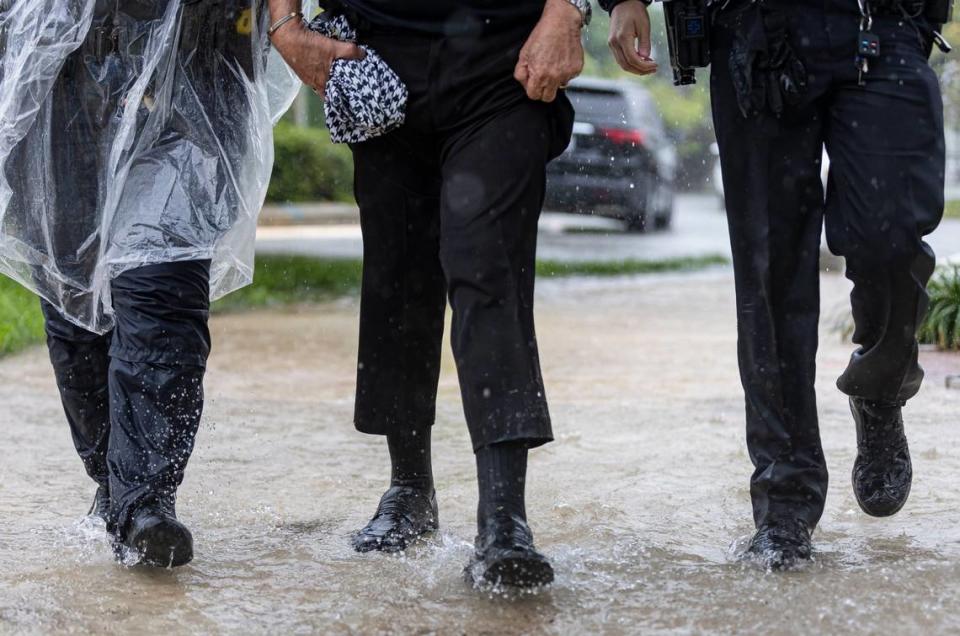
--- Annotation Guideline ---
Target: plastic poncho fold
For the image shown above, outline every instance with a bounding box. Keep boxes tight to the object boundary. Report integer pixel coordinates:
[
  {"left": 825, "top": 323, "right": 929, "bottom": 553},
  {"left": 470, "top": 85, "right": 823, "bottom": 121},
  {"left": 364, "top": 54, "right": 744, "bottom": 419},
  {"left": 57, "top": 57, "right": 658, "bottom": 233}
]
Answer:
[{"left": 0, "top": 0, "right": 301, "bottom": 333}]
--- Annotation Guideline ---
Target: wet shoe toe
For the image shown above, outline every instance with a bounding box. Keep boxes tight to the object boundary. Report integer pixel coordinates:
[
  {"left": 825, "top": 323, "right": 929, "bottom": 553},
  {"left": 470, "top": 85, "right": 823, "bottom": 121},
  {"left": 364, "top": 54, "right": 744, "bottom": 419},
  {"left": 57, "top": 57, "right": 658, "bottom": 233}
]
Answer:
[
  {"left": 121, "top": 506, "right": 194, "bottom": 568},
  {"left": 744, "top": 519, "right": 813, "bottom": 571},
  {"left": 467, "top": 549, "right": 555, "bottom": 588},
  {"left": 352, "top": 486, "right": 439, "bottom": 553},
  {"left": 467, "top": 514, "right": 554, "bottom": 589}
]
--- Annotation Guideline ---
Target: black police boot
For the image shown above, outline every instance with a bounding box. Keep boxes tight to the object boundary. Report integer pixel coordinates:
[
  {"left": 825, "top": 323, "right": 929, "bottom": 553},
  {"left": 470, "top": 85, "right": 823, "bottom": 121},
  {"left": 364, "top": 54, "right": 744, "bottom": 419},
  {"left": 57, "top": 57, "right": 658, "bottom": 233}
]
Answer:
[
  {"left": 851, "top": 397, "right": 912, "bottom": 517},
  {"left": 352, "top": 486, "right": 439, "bottom": 553},
  {"left": 466, "top": 513, "right": 554, "bottom": 588},
  {"left": 121, "top": 503, "right": 194, "bottom": 568},
  {"left": 745, "top": 519, "right": 813, "bottom": 571},
  {"left": 88, "top": 485, "right": 110, "bottom": 523}
]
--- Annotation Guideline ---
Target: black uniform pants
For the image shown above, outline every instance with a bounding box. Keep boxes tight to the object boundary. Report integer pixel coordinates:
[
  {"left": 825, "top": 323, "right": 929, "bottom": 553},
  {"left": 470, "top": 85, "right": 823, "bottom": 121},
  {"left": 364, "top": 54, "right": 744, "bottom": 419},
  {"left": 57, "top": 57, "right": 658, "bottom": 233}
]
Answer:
[
  {"left": 42, "top": 260, "right": 211, "bottom": 537},
  {"left": 348, "top": 20, "right": 573, "bottom": 451},
  {"left": 711, "top": 1, "right": 944, "bottom": 529}
]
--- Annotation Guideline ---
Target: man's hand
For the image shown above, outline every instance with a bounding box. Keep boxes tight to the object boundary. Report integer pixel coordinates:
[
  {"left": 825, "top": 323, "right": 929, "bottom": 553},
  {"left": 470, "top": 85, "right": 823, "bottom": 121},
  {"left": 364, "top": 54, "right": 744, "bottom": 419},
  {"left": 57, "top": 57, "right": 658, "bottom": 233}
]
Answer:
[
  {"left": 514, "top": 0, "right": 585, "bottom": 103},
  {"left": 271, "top": 21, "right": 364, "bottom": 101},
  {"left": 609, "top": 1, "right": 658, "bottom": 76}
]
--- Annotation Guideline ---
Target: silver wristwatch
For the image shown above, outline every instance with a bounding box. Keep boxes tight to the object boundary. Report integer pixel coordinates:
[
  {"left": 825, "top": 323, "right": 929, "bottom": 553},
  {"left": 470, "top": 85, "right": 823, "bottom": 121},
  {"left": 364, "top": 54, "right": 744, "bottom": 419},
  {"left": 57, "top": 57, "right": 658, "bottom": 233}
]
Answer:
[{"left": 566, "top": 0, "right": 593, "bottom": 26}]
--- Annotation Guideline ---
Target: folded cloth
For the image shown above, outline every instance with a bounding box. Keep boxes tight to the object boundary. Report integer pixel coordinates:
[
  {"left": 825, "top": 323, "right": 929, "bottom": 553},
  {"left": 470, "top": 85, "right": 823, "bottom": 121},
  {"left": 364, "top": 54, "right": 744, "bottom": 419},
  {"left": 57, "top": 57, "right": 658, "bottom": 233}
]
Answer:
[{"left": 307, "top": 14, "right": 407, "bottom": 144}]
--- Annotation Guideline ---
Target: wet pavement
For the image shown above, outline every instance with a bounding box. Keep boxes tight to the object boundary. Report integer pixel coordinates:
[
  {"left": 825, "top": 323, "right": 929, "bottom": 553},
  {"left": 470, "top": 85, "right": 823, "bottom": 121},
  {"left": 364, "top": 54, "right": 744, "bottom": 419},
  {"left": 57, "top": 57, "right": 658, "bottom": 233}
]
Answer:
[{"left": 2, "top": 270, "right": 960, "bottom": 634}]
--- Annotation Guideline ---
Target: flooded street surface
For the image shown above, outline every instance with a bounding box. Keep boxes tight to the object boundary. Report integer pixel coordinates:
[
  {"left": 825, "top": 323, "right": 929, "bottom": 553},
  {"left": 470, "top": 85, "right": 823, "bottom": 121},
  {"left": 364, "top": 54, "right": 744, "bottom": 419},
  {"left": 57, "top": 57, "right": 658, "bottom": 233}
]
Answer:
[{"left": 2, "top": 270, "right": 960, "bottom": 634}]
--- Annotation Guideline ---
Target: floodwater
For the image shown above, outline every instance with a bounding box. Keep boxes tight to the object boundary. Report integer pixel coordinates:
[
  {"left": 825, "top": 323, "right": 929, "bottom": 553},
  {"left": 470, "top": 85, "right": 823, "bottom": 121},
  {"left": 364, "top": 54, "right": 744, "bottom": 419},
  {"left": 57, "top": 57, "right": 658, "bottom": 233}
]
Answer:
[{"left": 2, "top": 270, "right": 960, "bottom": 634}]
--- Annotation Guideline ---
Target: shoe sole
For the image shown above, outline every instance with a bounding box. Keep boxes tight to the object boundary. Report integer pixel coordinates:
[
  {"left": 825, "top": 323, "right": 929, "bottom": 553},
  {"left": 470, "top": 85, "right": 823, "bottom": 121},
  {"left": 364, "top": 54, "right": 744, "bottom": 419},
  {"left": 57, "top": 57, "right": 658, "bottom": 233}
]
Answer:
[
  {"left": 851, "top": 462, "right": 912, "bottom": 518},
  {"left": 130, "top": 519, "right": 194, "bottom": 568},
  {"left": 467, "top": 555, "right": 555, "bottom": 589}
]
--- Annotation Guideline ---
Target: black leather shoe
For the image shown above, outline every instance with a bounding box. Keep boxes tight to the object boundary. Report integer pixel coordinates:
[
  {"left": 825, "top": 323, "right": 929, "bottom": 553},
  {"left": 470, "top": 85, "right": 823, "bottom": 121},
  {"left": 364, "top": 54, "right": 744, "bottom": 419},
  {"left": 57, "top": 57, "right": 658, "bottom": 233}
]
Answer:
[
  {"left": 121, "top": 504, "right": 194, "bottom": 568},
  {"left": 352, "top": 486, "right": 439, "bottom": 553},
  {"left": 851, "top": 397, "right": 912, "bottom": 518},
  {"left": 745, "top": 519, "right": 813, "bottom": 571},
  {"left": 466, "top": 514, "right": 554, "bottom": 588},
  {"left": 88, "top": 485, "right": 110, "bottom": 523}
]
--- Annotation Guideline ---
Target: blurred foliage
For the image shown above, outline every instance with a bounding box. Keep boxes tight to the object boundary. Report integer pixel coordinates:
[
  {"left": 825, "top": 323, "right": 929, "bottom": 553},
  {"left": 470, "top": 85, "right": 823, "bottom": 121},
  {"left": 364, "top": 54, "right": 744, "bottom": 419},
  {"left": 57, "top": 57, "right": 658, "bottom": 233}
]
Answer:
[
  {"left": 930, "top": 22, "right": 960, "bottom": 72},
  {"left": 932, "top": 23, "right": 960, "bottom": 131},
  {"left": 919, "top": 265, "right": 960, "bottom": 350},
  {"left": 0, "top": 277, "right": 44, "bottom": 358},
  {"left": 267, "top": 122, "right": 354, "bottom": 203},
  {"left": 946, "top": 200, "right": 960, "bottom": 218}
]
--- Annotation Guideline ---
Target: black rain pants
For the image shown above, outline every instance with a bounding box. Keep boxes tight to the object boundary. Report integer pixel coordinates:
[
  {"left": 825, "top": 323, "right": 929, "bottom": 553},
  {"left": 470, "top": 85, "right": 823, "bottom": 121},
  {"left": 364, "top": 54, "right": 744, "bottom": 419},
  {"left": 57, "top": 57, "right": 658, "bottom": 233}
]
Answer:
[{"left": 42, "top": 260, "right": 211, "bottom": 538}]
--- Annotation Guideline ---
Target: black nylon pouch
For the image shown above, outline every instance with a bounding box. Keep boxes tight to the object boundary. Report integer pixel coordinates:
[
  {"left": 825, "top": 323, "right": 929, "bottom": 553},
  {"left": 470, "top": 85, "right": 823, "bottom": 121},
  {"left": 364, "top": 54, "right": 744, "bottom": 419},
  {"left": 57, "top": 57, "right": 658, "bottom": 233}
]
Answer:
[{"left": 719, "top": 0, "right": 807, "bottom": 118}]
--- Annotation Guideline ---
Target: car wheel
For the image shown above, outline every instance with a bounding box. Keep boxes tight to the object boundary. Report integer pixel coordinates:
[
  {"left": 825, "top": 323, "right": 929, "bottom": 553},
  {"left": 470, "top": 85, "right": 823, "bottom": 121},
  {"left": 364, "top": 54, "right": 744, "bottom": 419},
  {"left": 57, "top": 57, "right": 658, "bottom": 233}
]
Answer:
[
  {"left": 624, "top": 213, "right": 648, "bottom": 233},
  {"left": 653, "top": 213, "right": 672, "bottom": 230},
  {"left": 654, "top": 191, "right": 674, "bottom": 230},
  {"left": 624, "top": 179, "right": 654, "bottom": 233}
]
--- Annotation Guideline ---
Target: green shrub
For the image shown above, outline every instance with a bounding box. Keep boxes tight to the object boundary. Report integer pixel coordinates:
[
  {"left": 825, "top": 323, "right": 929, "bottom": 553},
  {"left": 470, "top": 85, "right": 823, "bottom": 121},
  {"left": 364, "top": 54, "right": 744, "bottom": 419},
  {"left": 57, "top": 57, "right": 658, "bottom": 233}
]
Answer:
[
  {"left": 267, "top": 122, "right": 354, "bottom": 203},
  {"left": 919, "top": 265, "right": 960, "bottom": 351}
]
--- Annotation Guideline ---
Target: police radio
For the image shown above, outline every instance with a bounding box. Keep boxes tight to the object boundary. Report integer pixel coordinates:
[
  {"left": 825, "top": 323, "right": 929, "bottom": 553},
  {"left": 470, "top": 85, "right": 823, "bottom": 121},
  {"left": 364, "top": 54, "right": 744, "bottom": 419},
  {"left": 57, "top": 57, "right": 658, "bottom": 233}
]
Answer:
[{"left": 662, "top": 0, "right": 711, "bottom": 86}]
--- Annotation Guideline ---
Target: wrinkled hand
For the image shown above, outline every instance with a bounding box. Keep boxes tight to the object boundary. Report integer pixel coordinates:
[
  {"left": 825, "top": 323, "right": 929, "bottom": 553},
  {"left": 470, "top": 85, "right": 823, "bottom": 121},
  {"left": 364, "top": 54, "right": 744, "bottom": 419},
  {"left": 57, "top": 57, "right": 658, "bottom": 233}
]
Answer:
[
  {"left": 609, "top": 0, "right": 658, "bottom": 76},
  {"left": 514, "top": 0, "right": 585, "bottom": 103},
  {"left": 272, "top": 23, "right": 364, "bottom": 101}
]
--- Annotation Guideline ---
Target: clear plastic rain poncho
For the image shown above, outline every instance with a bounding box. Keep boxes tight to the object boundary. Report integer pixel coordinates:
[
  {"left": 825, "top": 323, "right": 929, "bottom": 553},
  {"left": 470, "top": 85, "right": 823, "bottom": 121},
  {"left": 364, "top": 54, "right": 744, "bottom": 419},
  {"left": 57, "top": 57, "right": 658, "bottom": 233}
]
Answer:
[{"left": 0, "top": 0, "right": 301, "bottom": 333}]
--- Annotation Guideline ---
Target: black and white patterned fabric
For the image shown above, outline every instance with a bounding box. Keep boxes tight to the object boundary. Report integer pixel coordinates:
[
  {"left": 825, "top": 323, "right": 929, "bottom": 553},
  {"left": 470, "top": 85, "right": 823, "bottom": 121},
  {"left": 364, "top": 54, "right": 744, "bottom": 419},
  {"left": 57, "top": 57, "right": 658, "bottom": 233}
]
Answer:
[{"left": 308, "top": 14, "right": 408, "bottom": 144}]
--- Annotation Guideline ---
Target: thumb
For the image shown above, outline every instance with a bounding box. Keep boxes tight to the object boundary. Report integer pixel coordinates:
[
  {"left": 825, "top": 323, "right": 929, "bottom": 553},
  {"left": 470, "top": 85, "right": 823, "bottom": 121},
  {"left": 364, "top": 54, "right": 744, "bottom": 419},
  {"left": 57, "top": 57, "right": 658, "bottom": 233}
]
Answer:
[{"left": 334, "top": 41, "right": 366, "bottom": 61}]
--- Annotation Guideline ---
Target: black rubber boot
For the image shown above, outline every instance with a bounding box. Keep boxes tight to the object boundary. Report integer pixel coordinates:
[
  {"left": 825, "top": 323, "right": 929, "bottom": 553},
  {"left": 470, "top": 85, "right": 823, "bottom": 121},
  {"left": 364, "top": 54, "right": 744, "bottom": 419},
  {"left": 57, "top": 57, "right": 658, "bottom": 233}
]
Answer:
[
  {"left": 119, "top": 503, "right": 194, "bottom": 568},
  {"left": 352, "top": 486, "right": 439, "bottom": 553},
  {"left": 850, "top": 397, "right": 912, "bottom": 517},
  {"left": 88, "top": 485, "right": 110, "bottom": 523},
  {"left": 745, "top": 519, "right": 813, "bottom": 571},
  {"left": 466, "top": 513, "right": 554, "bottom": 588}
]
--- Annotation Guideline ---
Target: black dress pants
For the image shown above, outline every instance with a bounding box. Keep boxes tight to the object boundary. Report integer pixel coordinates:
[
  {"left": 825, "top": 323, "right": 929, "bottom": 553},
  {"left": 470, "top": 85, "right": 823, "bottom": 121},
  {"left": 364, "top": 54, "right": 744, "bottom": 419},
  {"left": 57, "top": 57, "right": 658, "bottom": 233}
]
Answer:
[
  {"left": 42, "top": 260, "right": 212, "bottom": 537},
  {"left": 349, "top": 20, "right": 574, "bottom": 451},
  {"left": 711, "top": 1, "right": 944, "bottom": 529}
]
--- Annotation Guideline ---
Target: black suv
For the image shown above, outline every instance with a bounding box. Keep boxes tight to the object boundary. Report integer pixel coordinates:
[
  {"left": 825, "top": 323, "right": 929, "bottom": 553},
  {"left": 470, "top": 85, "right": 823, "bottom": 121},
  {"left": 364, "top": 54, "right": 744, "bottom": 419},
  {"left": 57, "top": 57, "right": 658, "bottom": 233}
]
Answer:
[{"left": 546, "top": 78, "right": 676, "bottom": 232}]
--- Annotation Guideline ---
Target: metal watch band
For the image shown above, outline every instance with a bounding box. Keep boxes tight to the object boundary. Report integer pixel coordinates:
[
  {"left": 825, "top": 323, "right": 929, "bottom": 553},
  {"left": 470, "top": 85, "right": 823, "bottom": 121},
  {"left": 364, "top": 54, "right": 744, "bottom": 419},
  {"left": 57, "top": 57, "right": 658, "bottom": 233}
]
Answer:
[{"left": 567, "top": 0, "right": 593, "bottom": 26}]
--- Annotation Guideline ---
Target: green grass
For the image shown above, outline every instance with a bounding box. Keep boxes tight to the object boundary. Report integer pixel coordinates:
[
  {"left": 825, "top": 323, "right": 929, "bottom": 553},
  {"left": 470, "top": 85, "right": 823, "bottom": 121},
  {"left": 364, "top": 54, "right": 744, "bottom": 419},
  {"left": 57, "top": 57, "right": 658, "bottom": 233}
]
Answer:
[
  {"left": 212, "top": 255, "right": 363, "bottom": 312},
  {"left": 944, "top": 200, "right": 960, "bottom": 220},
  {"left": 0, "top": 276, "right": 45, "bottom": 357},
  {"left": 0, "top": 253, "right": 729, "bottom": 358},
  {"left": 537, "top": 255, "right": 729, "bottom": 278}
]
